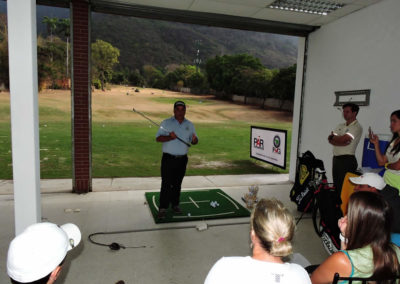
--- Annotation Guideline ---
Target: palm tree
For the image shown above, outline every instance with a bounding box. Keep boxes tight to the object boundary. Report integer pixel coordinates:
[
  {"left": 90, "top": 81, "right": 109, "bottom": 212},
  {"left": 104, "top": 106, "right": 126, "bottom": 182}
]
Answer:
[
  {"left": 57, "top": 18, "right": 70, "bottom": 78},
  {"left": 42, "top": 16, "right": 58, "bottom": 64},
  {"left": 42, "top": 16, "right": 58, "bottom": 42}
]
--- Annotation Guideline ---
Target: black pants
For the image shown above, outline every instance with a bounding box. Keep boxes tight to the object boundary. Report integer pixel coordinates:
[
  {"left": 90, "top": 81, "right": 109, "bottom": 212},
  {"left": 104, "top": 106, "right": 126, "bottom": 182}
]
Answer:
[
  {"left": 381, "top": 184, "right": 400, "bottom": 233},
  {"left": 332, "top": 155, "right": 357, "bottom": 196},
  {"left": 159, "top": 153, "right": 188, "bottom": 209}
]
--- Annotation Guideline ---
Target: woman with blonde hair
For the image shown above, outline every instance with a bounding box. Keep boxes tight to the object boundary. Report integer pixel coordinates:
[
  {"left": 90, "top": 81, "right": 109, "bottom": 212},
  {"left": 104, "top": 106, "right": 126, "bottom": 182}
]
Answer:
[
  {"left": 204, "top": 198, "right": 311, "bottom": 284},
  {"left": 311, "top": 191, "right": 400, "bottom": 283}
]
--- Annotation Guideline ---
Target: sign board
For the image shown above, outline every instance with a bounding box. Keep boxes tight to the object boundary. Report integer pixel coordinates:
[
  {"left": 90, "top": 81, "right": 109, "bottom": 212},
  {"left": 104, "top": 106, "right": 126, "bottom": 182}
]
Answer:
[
  {"left": 334, "top": 89, "right": 370, "bottom": 106},
  {"left": 250, "top": 126, "right": 287, "bottom": 169}
]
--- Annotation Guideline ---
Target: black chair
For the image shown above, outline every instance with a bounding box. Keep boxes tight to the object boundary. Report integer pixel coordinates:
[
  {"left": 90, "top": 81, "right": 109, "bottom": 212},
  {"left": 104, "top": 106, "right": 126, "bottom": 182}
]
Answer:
[{"left": 332, "top": 272, "right": 400, "bottom": 283}]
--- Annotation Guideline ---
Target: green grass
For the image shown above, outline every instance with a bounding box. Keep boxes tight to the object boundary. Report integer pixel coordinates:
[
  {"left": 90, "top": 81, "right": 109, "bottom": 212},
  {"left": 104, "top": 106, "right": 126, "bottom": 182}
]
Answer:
[
  {"left": 0, "top": 123, "right": 11, "bottom": 178},
  {"left": 0, "top": 105, "right": 292, "bottom": 179},
  {"left": 0, "top": 105, "right": 10, "bottom": 118},
  {"left": 0, "top": 121, "right": 73, "bottom": 179},
  {"left": 91, "top": 121, "right": 291, "bottom": 178}
]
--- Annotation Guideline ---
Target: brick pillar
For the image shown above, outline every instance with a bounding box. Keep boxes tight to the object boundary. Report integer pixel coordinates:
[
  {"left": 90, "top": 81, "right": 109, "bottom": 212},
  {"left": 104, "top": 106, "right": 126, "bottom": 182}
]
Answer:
[{"left": 71, "top": 0, "right": 91, "bottom": 193}]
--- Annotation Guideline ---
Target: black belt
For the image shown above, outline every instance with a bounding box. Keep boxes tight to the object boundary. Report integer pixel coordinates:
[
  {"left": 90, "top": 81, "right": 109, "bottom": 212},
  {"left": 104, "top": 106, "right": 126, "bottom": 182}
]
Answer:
[
  {"left": 163, "top": 153, "right": 187, "bottom": 159},
  {"left": 334, "top": 155, "right": 355, "bottom": 158}
]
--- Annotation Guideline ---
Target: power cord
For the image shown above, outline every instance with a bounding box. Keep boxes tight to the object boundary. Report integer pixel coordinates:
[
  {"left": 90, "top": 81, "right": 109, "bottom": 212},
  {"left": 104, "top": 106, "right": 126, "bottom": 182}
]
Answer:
[
  {"left": 88, "top": 232, "right": 147, "bottom": 250},
  {"left": 88, "top": 221, "right": 251, "bottom": 251}
]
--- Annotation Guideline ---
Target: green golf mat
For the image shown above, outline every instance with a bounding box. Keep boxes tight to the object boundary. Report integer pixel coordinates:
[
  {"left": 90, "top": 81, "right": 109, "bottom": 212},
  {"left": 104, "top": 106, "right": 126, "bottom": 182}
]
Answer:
[{"left": 145, "top": 189, "right": 250, "bottom": 224}]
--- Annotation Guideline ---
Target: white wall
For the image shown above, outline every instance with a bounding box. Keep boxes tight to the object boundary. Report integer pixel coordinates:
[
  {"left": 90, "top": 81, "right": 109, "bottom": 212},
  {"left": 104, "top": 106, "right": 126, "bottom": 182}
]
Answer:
[{"left": 299, "top": 0, "right": 400, "bottom": 182}]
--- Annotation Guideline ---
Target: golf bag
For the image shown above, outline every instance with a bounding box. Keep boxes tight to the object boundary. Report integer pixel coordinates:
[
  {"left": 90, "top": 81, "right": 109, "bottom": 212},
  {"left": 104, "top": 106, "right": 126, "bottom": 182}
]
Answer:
[
  {"left": 290, "top": 150, "right": 343, "bottom": 255},
  {"left": 290, "top": 151, "right": 325, "bottom": 213},
  {"left": 312, "top": 178, "right": 343, "bottom": 255}
]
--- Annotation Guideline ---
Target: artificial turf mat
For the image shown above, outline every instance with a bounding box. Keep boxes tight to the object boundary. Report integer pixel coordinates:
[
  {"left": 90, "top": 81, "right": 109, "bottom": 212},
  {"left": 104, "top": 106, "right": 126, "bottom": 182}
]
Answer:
[{"left": 145, "top": 189, "right": 251, "bottom": 224}]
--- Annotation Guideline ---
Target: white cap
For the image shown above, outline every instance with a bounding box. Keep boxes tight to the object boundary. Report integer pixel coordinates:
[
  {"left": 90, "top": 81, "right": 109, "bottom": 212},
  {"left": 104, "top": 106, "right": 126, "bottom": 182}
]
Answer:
[
  {"left": 349, "top": 173, "right": 386, "bottom": 190},
  {"left": 7, "top": 222, "right": 81, "bottom": 283}
]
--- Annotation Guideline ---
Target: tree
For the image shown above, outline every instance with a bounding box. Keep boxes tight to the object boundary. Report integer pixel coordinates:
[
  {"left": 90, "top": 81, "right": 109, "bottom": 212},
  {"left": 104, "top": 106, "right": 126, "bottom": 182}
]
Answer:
[
  {"left": 269, "top": 64, "right": 296, "bottom": 109},
  {"left": 37, "top": 35, "right": 68, "bottom": 90},
  {"left": 205, "top": 54, "right": 266, "bottom": 98},
  {"left": 186, "top": 72, "right": 208, "bottom": 92},
  {"left": 163, "top": 71, "right": 180, "bottom": 90},
  {"left": 42, "top": 16, "right": 59, "bottom": 66},
  {"left": 248, "top": 68, "right": 273, "bottom": 102},
  {"left": 160, "top": 64, "right": 207, "bottom": 92},
  {"left": 91, "top": 39, "right": 120, "bottom": 91},
  {"left": 56, "top": 18, "right": 70, "bottom": 78},
  {"left": 127, "top": 69, "right": 145, "bottom": 86},
  {"left": 142, "top": 65, "right": 164, "bottom": 88},
  {"left": 42, "top": 16, "right": 58, "bottom": 42},
  {"left": 205, "top": 55, "right": 226, "bottom": 93},
  {"left": 163, "top": 65, "right": 193, "bottom": 90}
]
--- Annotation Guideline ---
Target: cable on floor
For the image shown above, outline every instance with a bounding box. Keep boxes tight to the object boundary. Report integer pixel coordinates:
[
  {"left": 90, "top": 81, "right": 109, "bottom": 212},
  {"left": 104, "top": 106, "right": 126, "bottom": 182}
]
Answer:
[{"left": 88, "top": 220, "right": 250, "bottom": 250}]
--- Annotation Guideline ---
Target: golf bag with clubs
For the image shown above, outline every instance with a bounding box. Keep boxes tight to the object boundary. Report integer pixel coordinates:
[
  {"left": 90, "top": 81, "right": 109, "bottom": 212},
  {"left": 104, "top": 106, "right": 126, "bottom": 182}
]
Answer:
[
  {"left": 290, "top": 151, "right": 343, "bottom": 255},
  {"left": 311, "top": 173, "right": 343, "bottom": 255},
  {"left": 290, "top": 150, "right": 325, "bottom": 213}
]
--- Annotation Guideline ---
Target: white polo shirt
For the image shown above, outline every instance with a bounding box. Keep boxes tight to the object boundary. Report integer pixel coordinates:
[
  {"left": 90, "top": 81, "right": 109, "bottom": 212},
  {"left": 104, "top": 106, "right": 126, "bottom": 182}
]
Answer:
[
  {"left": 204, "top": 256, "right": 311, "bottom": 284},
  {"left": 156, "top": 116, "right": 197, "bottom": 155},
  {"left": 332, "top": 120, "right": 363, "bottom": 156}
]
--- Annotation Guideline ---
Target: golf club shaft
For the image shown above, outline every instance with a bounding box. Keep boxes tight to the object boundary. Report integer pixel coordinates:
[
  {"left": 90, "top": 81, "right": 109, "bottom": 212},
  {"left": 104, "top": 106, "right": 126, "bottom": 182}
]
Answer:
[
  {"left": 133, "top": 108, "right": 160, "bottom": 127},
  {"left": 132, "top": 108, "right": 191, "bottom": 147}
]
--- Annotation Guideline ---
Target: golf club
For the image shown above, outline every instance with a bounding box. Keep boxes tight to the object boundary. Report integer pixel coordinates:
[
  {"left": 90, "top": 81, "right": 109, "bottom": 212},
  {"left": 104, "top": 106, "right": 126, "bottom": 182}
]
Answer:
[{"left": 132, "top": 107, "right": 191, "bottom": 147}]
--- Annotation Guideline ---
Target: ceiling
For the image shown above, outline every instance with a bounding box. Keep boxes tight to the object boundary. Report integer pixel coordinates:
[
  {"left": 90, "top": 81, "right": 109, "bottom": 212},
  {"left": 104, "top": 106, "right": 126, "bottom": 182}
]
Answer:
[
  {"left": 100, "top": 0, "right": 382, "bottom": 26},
  {"left": 38, "top": 0, "right": 383, "bottom": 36}
]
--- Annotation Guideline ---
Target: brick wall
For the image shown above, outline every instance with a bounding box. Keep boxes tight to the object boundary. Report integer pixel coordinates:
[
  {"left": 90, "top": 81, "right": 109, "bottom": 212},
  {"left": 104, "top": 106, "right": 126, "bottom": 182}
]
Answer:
[{"left": 72, "top": 0, "right": 91, "bottom": 193}]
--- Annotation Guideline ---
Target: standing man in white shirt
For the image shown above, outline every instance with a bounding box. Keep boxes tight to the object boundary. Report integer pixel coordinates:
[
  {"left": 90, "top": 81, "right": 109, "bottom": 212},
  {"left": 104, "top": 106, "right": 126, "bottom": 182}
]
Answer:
[
  {"left": 156, "top": 101, "right": 198, "bottom": 219},
  {"left": 328, "top": 103, "right": 363, "bottom": 195}
]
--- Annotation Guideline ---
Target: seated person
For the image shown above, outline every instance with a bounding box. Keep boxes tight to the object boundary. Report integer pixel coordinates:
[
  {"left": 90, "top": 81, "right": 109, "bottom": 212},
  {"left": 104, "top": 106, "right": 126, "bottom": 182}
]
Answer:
[
  {"left": 311, "top": 191, "right": 400, "bottom": 283},
  {"left": 350, "top": 172, "right": 400, "bottom": 245},
  {"left": 204, "top": 198, "right": 311, "bottom": 284},
  {"left": 7, "top": 222, "right": 81, "bottom": 284}
]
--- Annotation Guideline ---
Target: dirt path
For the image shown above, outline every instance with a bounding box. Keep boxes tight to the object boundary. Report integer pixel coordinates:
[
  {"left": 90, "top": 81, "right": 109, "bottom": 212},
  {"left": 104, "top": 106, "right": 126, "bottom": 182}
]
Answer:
[{"left": 0, "top": 86, "right": 293, "bottom": 123}]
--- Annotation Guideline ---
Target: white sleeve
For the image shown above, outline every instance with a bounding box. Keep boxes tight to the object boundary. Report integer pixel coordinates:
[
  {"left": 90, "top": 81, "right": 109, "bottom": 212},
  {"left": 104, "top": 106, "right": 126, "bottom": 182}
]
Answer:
[
  {"left": 288, "top": 264, "right": 312, "bottom": 284},
  {"left": 155, "top": 120, "right": 169, "bottom": 138},
  {"left": 204, "top": 258, "right": 226, "bottom": 284},
  {"left": 346, "top": 123, "right": 363, "bottom": 140}
]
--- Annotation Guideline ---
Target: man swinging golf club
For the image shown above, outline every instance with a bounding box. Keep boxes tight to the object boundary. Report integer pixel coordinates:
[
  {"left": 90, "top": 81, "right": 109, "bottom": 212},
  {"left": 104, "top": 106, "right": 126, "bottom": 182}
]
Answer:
[{"left": 156, "top": 101, "right": 198, "bottom": 219}]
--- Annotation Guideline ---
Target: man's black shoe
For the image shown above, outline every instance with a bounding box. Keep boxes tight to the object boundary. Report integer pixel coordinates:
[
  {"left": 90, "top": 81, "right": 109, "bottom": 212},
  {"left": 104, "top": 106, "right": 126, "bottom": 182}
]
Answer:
[
  {"left": 172, "top": 206, "right": 183, "bottom": 214},
  {"left": 157, "top": 209, "right": 167, "bottom": 219}
]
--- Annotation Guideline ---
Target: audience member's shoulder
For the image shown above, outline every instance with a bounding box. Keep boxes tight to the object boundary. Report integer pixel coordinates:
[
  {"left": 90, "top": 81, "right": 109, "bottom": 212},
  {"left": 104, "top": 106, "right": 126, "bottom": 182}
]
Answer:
[
  {"left": 283, "top": 263, "right": 311, "bottom": 283},
  {"left": 214, "top": 256, "right": 248, "bottom": 266},
  {"left": 286, "top": 262, "right": 309, "bottom": 273}
]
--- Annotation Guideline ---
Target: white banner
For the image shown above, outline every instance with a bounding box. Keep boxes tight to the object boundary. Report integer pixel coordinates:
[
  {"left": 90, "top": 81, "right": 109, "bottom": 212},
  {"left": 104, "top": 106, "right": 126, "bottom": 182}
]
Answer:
[{"left": 250, "top": 126, "right": 287, "bottom": 169}]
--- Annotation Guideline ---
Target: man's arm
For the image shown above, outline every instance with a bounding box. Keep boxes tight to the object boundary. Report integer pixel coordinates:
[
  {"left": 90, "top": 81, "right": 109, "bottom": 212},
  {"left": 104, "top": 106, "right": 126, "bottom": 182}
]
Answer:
[
  {"left": 328, "top": 132, "right": 353, "bottom": 146},
  {"left": 156, "top": 132, "right": 177, "bottom": 143},
  {"left": 191, "top": 134, "right": 198, "bottom": 145}
]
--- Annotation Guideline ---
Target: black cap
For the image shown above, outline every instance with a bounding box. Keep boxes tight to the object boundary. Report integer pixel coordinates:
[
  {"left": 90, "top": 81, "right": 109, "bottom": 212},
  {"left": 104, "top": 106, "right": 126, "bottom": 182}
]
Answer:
[{"left": 174, "top": 101, "right": 186, "bottom": 108}]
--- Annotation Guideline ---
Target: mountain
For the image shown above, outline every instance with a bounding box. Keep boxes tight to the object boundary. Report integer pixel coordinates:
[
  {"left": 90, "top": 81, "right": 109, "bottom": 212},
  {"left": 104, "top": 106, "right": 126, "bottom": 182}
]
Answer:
[
  {"left": 91, "top": 13, "right": 298, "bottom": 70},
  {"left": 0, "top": 3, "right": 69, "bottom": 35},
  {"left": 0, "top": 3, "right": 298, "bottom": 70}
]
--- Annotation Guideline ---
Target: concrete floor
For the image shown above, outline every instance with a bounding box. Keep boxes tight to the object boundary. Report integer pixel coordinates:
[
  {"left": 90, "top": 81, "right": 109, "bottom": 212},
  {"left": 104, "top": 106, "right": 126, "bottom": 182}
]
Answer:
[{"left": 0, "top": 174, "right": 328, "bottom": 284}]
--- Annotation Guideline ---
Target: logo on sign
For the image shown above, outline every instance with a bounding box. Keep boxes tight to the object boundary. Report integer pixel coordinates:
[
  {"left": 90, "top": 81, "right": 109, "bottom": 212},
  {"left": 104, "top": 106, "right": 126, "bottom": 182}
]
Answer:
[
  {"left": 254, "top": 136, "right": 264, "bottom": 150},
  {"left": 272, "top": 135, "right": 281, "bottom": 154}
]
